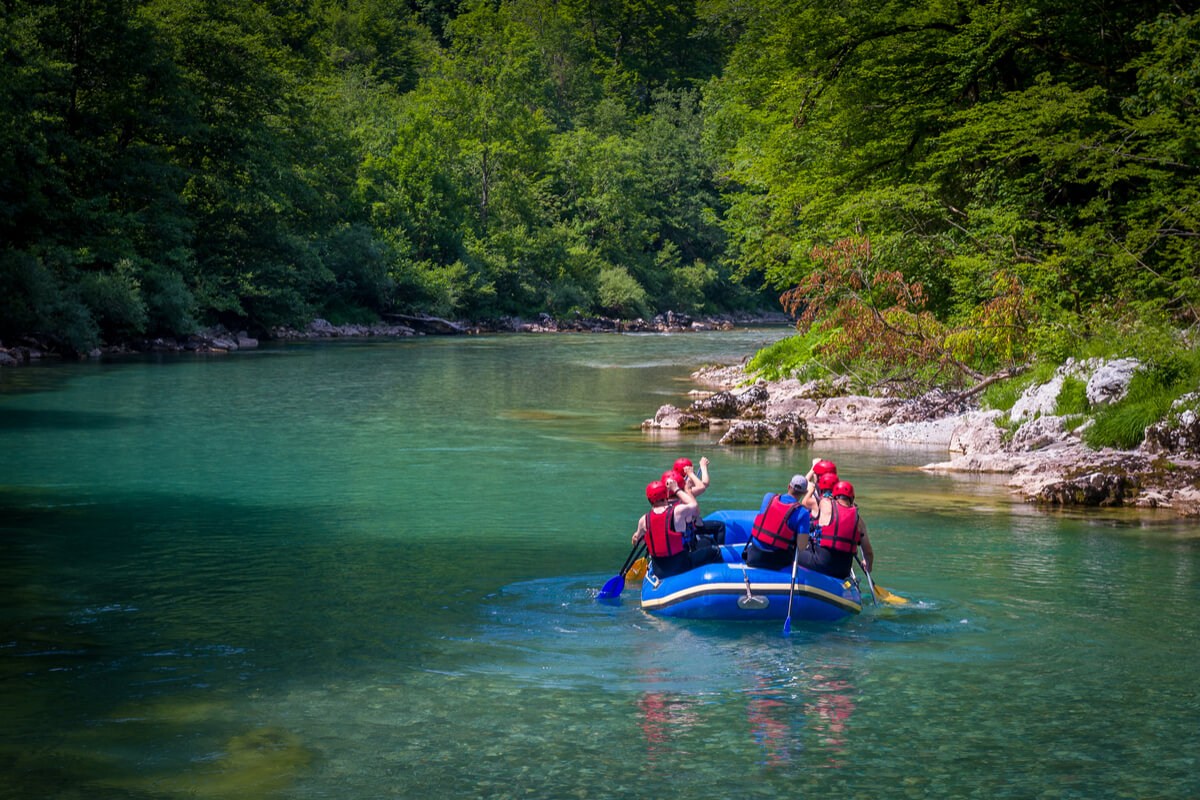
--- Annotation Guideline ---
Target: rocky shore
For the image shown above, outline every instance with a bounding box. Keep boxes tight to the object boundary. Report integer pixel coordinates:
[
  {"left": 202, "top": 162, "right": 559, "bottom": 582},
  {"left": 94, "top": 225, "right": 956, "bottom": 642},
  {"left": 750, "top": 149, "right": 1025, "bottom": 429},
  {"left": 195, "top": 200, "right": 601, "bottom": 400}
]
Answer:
[
  {"left": 0, "top": 310, "right": 790, "bottom": 366},
  {"left": 643, "top": 362, "right": 1200, "bottom": 517}
]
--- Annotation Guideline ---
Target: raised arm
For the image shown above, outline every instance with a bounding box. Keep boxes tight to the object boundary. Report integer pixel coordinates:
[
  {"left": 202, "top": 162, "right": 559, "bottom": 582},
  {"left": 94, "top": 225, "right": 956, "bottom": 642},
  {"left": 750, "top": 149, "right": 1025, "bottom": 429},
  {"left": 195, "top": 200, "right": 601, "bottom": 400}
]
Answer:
[
  {"left": 666, "top": 475, "right": 697, "bottom": 508},
  {"left": 801, "top": 481, "right": 818, "bottom": 513},
  {"left": 685, "top": 456, "right": 711, "bottom": 497}
]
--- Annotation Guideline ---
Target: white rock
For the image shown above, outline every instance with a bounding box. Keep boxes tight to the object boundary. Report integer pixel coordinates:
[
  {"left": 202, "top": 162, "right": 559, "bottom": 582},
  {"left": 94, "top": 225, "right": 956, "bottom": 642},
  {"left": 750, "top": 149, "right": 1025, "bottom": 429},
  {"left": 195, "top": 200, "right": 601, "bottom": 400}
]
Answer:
[
  {"left": 921, "top": 452, "right": 1028, "bottom": 473},
  {"left": 1010, "top": 414, "right": 1068, "bottom": 452},
  {"left": 948, "top": 409, "right": 1006, "bottom": 454},
  {"left": 878, "top": 414, "right": 966, "bottom": 446},
  {"left": 1085, "top": 358, "right": 1140, "bottom": 407},
  {"left": 1010, "top": 374, "right": 1064, "bottom": 421},
  {"left": 817, "top": 395, "right": 901, "bottom": 425}
]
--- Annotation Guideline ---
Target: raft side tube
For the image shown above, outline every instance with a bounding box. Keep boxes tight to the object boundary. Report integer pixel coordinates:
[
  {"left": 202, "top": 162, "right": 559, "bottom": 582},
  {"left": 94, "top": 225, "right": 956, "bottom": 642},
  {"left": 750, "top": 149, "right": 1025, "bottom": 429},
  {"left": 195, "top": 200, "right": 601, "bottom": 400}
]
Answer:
[{"left": 640, "top": 542, "right": 862, "bottom": 621}]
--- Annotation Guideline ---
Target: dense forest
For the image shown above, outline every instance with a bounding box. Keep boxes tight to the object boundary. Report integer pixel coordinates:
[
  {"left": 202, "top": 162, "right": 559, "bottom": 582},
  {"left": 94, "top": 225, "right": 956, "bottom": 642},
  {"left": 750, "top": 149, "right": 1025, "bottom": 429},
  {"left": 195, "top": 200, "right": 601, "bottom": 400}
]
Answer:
[{"left": 2, "top": 1, "right": 1197, "bottom": 386}]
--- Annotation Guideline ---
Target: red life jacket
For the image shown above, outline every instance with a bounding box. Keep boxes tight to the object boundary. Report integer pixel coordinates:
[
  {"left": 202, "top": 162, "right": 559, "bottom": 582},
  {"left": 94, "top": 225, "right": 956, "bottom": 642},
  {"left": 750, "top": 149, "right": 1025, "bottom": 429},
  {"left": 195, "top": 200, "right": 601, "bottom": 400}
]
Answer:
[
  {"left": 816, "top": 502, "right": 861, "bottom": 553},
  {"left": 751, "top": 494, "right": 801, "bottom": 550},
  {"left": 644, "top": 503, "right": 686, "bottom": 558}
]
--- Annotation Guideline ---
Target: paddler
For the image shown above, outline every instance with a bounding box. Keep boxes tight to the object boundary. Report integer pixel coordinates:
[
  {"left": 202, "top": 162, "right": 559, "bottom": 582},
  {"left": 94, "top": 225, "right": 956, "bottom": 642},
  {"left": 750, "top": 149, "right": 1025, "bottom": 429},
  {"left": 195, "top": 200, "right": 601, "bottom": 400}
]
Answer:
[
  {"left": 743, "top": 473, "right": 811, "bottom": 570},
  {"left": 633, "top": 474, "right": 723, "bottom": 579},
  {"left": 796, "top": 480, "right": 874, "bottom": 580},
  {"left": 672, "top": 456, "right": 725, "bottom": 545}
]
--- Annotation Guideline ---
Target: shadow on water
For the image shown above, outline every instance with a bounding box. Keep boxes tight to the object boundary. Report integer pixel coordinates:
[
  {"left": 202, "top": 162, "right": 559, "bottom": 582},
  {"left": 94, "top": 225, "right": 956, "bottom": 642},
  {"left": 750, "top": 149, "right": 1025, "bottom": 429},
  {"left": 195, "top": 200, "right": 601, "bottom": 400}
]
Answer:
[
  {"left": 0, "top": 408, "right": 135, "bottom": 431},
  {"left": 0, "top": 483, "right": 519, "bottom": 800}
]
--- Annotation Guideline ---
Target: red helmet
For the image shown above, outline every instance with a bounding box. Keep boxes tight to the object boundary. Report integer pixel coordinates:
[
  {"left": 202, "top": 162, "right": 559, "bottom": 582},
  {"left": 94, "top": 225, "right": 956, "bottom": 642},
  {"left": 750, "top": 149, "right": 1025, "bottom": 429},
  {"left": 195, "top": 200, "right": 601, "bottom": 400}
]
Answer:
[
  {"left": 813, "top": 459, "right": 837, "bottom": 476},
  {"left": 833, "top": 480, "right": 855, "bottom": 501},
  {"left": 673, "top": 457, "right": 693, "bottom": 474},
  {"left": 662, "top": 470, "right": 685, "bottom": 488},
  {"left": 646, "top": 480, "right": 670, "bottom": 503},
  {"left": 817, "top": 472, "right": 839, "bottom": 492}
]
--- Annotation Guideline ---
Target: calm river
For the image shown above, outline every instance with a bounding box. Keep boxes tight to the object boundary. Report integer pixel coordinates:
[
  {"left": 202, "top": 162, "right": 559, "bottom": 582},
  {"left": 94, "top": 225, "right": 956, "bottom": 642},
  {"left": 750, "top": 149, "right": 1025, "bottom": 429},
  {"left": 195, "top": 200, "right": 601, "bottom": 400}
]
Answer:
[{"left": 2, "top": 331, "right": 1198, "bottom": 799}]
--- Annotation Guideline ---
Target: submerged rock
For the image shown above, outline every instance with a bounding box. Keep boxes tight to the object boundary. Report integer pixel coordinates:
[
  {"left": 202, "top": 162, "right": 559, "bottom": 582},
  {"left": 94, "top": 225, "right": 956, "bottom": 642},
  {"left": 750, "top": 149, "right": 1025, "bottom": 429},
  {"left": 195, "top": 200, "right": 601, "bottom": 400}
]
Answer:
[{"left": 1032, "top": 471, "right": 1137, "bottom": 507}]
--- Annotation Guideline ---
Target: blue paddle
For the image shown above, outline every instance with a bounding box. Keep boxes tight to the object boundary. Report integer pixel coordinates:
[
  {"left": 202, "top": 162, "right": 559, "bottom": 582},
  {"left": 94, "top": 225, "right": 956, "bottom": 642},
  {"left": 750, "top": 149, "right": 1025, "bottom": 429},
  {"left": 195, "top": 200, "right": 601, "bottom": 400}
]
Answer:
[
  {"left": 597, "top": 542, "right": 644, "bottom": 599},
  {"left": 782, "top": 540, "right": 802, "bottom": 636}
]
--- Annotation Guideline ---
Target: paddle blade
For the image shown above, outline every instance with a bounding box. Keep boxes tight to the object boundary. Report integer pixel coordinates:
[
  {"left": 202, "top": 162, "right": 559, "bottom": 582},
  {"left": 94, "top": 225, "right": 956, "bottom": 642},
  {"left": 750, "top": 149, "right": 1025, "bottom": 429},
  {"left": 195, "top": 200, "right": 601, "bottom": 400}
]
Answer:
[
  {"left": 596, "top": 574, "right": 625, "bottom": 600},
  {"left": 782, "top": 616, "right": 792, "bottom": 636},
  {"left": 625, "top": 558, "right": 647, "bottom": 583},
  {"left": 875, "top": 584, "right": 909, "bottom": 606}
]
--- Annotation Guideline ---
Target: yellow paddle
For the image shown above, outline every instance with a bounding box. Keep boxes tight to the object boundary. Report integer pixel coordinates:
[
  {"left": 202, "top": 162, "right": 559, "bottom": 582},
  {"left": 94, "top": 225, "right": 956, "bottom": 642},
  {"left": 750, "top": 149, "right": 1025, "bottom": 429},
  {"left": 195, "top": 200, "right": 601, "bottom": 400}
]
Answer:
[
  {"left": 856, "top": 554, "right": 909, "bottom": 606},
  {"left": 625, "top": 557, "right": 648, "bottom": 583},
  {"left": 873, "top": 583, "right": 909, "bottom": 606}
]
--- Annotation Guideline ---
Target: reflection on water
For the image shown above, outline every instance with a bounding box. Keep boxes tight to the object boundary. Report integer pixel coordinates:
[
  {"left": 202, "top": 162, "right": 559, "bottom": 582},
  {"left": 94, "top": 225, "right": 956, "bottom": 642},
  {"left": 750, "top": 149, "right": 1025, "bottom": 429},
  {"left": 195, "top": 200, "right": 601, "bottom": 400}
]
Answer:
[
  {"left": 638, "top": 686, "right": 702, "bottom": 763},
  {"left": 2, "top": 333, "right": 1200, "bottom": 799},
  {"left": 747, "top": 685, "right": 794, "bottom": 766},
  {"left": 633, "top": 648, "right": 862, "bottom": 773}
]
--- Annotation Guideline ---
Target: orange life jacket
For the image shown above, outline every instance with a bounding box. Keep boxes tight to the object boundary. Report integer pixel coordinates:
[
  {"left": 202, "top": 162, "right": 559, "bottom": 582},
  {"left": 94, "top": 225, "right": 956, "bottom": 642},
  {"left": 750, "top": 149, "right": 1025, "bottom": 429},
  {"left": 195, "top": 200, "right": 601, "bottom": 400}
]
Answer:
[
  {"left": 815, "top": 502, "right": 861, "bottom": 553},
  {"left": 751, "top": 494, "right": 802, "bottom": 550},
  {"left": 644, "top": 503, "right": 686, "bottom": 558}
]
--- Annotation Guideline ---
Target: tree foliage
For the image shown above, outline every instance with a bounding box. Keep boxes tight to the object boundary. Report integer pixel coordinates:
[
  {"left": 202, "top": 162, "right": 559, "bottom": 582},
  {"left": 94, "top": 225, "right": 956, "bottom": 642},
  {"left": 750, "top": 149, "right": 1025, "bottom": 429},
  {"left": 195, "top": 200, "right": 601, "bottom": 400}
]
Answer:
[
  {"left": 1, "top": 0, "right": 1195, "bottom": 362},
  {"left": 705, "top": 0, "right": 1199, "bottom": 383}
]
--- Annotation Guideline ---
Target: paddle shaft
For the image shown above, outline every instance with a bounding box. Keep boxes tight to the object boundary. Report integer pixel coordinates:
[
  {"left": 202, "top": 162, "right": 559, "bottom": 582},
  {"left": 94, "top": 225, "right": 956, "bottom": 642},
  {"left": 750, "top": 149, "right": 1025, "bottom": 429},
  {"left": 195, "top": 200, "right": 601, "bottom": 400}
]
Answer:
[
  {"left": 782, "top": 538, "right": 802, "bottom": 635},
  {"left": 618, "top": 542, "right": 643, "bottom": 576},
  {"left": 854, "top": 553, "right": 877, "bottom": 604}
]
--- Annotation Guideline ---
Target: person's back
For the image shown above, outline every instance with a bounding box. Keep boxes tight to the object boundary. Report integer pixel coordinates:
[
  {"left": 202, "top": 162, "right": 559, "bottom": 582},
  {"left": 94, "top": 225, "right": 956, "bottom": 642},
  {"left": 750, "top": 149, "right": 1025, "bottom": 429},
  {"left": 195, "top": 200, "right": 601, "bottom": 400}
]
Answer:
[
  {"left": 743, "top": 474, "right": 809, "bottom": 570},
  {"left": 634, "top": 475, "right": 722, "bottom": 579},
  {"left": 798, "top": 480, "right": 871, "bottom": 580}
]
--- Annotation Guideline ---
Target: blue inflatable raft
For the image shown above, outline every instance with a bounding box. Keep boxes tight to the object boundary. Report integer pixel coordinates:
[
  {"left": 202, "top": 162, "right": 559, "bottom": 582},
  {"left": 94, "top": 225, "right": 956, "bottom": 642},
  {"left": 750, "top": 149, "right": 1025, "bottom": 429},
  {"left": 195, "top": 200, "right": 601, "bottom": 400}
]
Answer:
[{"left": 640, "top": 510, "right": 863, "bottom": 621}]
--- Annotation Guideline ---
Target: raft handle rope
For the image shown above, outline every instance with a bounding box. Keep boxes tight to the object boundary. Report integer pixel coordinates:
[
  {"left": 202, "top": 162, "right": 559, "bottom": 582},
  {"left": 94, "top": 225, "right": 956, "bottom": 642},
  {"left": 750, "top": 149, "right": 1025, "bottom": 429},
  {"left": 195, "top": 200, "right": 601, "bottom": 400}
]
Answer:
[{"left": 736, "top": 564, "right": 768, "bottom": 611}]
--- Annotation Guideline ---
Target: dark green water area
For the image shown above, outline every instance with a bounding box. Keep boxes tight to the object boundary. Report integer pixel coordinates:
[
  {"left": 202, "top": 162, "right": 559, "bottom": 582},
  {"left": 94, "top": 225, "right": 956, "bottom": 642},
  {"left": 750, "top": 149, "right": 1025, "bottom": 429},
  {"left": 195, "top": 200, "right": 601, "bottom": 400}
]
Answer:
[{"left": 2, "top": 331, "right": 1198, "bottom": 799}]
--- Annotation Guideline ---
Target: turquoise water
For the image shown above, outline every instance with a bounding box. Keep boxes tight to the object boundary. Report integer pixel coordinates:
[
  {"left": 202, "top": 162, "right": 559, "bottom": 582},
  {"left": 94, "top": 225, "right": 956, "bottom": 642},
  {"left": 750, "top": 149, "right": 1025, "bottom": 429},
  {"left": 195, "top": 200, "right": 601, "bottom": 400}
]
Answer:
[{"left": 2, "top": 331, "right": 1198, "bottom": 799}]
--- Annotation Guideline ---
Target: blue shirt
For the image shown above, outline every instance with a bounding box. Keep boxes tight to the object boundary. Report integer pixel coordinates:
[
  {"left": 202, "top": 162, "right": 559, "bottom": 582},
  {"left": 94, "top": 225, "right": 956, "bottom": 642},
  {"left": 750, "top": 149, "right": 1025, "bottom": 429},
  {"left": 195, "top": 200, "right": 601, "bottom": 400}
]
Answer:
[{"left": 756, "top": 492, "right": 810, "bottom": 550}]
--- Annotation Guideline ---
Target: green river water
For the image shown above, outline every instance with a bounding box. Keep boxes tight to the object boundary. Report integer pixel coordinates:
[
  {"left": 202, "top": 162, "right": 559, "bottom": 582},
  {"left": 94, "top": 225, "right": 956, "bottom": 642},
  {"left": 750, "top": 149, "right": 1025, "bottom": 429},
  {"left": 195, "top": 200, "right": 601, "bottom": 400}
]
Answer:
[{"left": 1, "top": 331, "right": 1198, "bottom": 799}]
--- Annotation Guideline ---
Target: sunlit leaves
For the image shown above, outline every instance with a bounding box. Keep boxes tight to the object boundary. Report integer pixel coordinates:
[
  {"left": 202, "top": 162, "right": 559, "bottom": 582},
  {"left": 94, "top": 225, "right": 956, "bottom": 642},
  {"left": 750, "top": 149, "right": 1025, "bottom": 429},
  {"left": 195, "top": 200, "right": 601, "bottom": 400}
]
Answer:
[{"left": 704, "top": 0, "right": 1199, "bottom": 380}]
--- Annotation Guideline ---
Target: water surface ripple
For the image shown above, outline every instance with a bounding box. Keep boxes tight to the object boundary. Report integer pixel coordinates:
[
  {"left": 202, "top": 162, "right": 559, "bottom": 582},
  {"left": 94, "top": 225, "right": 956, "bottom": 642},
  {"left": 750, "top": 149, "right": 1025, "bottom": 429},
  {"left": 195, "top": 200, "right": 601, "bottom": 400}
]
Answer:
[{"left": 2, "top": 331, "right": 1198, "bottom": 799}]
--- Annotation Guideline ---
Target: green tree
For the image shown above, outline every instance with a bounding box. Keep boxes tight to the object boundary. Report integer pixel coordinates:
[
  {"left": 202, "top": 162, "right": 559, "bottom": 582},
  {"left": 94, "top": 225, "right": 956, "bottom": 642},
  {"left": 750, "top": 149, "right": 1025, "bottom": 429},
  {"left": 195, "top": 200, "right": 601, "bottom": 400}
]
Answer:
[{"left": 703, "top": 0, "right": 1199, "bottom": 380}]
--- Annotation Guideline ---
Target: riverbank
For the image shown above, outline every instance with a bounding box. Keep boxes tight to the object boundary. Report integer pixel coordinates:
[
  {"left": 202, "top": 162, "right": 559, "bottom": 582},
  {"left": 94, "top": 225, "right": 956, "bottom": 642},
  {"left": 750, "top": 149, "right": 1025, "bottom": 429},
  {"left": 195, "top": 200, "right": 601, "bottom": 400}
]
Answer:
[
  {"left": 0, "top": 310, "right": 792, "bottom": 366},
  {"left": 644, "top": 362, "right": 1200, "bottom": 517}
]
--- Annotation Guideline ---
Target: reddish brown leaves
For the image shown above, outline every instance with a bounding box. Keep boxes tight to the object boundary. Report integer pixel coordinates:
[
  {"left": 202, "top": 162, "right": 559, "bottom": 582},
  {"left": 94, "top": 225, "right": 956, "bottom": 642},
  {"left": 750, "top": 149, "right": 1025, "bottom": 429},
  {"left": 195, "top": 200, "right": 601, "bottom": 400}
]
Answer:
[{"left": 780, "top": 236, "right": 1030, "bottom": 388}]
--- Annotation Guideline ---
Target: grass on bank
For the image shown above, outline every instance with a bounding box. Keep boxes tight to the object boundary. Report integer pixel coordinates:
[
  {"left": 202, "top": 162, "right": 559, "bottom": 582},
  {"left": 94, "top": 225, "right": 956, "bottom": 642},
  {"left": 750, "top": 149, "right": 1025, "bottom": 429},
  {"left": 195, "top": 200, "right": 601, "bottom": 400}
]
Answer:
[
  {"left": 983, "top": 348, "right": 1199, "bottom": 451},
  {"left": 745, "top": 328, "right": 833, "bottom": 382},
  {"left": 1083, "top": 355, "right": 1198, "bottom": 449}
]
